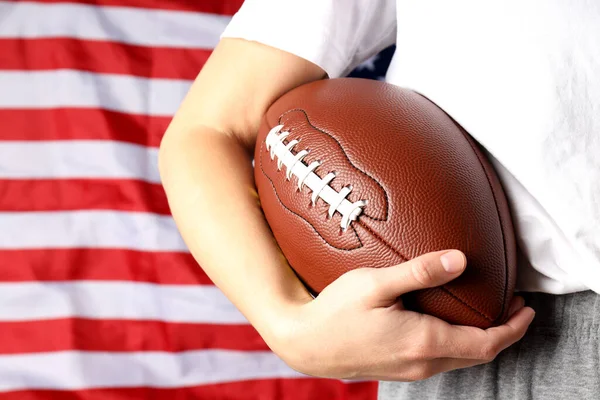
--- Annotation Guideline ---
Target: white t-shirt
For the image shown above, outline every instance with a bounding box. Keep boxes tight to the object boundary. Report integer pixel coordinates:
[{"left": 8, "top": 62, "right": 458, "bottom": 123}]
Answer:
[{"left": 221, "top": 0, "right": 600, "bottom": 295}]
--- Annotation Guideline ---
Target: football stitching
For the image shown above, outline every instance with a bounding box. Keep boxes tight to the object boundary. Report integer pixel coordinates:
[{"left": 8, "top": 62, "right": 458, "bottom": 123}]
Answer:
[
  {"left": 278, "top": 109, "right": 390, "bottom": 222},
  {"left": 265, "top": 124, "right": 368, "bottom": 231},
  {"left": 259, "top": 140, "right": 364, "bottom": 251}
]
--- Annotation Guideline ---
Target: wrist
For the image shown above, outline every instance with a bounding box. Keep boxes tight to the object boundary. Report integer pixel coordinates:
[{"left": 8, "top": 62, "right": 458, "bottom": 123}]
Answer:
[
  {"left": 249, "top": 294, "right": 310, "bottom": 356},
  {"left": 254, "top": 297, "right": 335, "bottom": 378}
]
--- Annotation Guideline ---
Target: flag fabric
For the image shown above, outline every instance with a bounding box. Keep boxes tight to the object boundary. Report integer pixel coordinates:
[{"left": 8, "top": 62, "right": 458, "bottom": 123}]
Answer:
[{"left": 0, "top": 1, "right": 393, "bottom": 399}]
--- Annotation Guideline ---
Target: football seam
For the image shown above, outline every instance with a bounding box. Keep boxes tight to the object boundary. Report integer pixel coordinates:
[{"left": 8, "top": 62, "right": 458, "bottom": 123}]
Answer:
[
  {"left": 259, "top": 140, "right": 365, "bottom": 251},
  {"left": 439, "top": 287, "right": 493, "bottom": 323},
  {"left": 455, "top": 130, "right": 509, "bottom": 325},
  {"left": 277, "top": 109, "right": 390, "bottom": 222},
  {"left": 357, "top": 220, "right": 494, "bottom": 322}
]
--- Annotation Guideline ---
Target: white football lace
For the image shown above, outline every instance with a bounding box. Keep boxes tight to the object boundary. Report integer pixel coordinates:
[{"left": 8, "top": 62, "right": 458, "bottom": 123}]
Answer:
[{"left": 265, "top": 125, "right": 368, "bottom": 230}]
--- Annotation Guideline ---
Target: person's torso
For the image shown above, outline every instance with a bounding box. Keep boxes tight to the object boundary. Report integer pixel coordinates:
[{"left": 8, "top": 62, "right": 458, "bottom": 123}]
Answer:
[{"left": 386, "top": 0, "right": 600, "bottom": 293}]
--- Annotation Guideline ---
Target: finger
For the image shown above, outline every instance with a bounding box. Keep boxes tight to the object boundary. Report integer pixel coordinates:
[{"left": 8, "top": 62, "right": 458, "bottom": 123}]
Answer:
[
  {"left": 436, "top": 306, "right": 535, "bottom": 360},
  {"left": 374, "top": 250, "right": 467, "bottom": 299},
  {"left": 483, "top": 306, "right": 536, "bottom": 353}
]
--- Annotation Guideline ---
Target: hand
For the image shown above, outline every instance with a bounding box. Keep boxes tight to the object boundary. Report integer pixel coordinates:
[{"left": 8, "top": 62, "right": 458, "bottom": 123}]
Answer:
[{"left": 270, "top": 250, "right": 535, "bottom": 382}]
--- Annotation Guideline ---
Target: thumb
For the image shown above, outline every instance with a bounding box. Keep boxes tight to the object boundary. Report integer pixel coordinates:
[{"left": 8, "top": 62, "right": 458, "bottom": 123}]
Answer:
[{"left": 374, "top": 250, "right": 466, "bottom": 300}]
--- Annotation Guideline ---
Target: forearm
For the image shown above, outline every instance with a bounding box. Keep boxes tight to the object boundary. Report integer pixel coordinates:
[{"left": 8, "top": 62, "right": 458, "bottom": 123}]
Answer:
[{"left": 159, "top": 127, "right": 312, "bottom": 342}]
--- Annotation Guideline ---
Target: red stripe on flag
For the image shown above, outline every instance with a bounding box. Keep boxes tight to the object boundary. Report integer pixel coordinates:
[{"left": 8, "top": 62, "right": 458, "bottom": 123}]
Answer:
[
  {"left": 0, "top": 380, "right": 378, "bottom": 400},
  {"left": 0, "top": 179, "right": 170, "bottom": 214},
  {"left": 0, "top": 109, "right": 168, "bottom": 147},
  {"left": 0, "top": 319, "right": 267, "bottom": 353},
  {"left": 0, "top": 249, "right": 211, "bottom": 285},
  {"left": 0, "top": 0, "right": 244, "bottom": 15},
  {"left": 0, "top": 39, "right": 210, "bottom": 80}
]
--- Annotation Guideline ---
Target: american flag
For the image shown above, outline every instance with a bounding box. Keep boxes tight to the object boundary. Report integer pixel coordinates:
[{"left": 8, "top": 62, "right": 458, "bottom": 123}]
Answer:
[{"left": 0, "top": 1, "right": 393, "bottom": 399}]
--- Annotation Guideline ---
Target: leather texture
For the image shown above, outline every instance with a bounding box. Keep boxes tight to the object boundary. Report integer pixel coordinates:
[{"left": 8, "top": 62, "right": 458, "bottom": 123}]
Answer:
[{"left": 254, "top": 78, "right": 516, "bottom": 329}]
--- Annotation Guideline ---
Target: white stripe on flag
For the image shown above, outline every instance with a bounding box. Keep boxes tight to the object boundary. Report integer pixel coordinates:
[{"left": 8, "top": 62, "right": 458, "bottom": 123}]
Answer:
[
  {"left": 0, "top": 350, "right": 303, "bottom": 391},
  {"left": 0, "top": 1, "right": 230, "bottom": 48},
  {"left": 0, "top": 211, "right": 186, "bottom": 251},
  {"left": 0, "top": 141, "right": 160, "bottom": 182},
  {"left": 0, "top": 70, "right": 191, "bottom": 116},
  {"left": 0, "top": 281, "right": 246, "bottom": 323}
]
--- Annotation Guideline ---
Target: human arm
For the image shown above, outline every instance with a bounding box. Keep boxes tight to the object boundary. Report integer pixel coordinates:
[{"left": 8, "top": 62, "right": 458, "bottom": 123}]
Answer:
[
  {"left": 158, "top": 38, "right": 325, "bottom": 335},
  {"left": 158, "top": 37, "right": 534, "bottom": 381}
]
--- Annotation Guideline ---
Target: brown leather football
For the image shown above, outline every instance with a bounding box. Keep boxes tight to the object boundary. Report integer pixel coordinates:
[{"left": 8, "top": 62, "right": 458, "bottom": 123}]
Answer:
[{"left": 254, "top": 78, "right": 516, "bottom": 329}]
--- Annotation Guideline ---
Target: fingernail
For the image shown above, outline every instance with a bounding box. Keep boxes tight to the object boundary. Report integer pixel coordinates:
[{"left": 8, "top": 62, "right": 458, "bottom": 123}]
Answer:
[{"left": 440, "top": 250, "right": 465, "bottom": 273}]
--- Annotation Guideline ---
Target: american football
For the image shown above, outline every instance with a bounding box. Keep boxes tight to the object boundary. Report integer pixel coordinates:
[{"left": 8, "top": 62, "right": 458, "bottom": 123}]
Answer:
[{"left": 254, "top": 78, "right": 517, "bottom": 329}]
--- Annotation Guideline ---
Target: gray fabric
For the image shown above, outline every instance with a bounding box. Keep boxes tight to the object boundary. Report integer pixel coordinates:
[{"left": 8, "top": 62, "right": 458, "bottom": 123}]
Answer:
[{"left": 378, "top": 290, "right": 600, "bottom": 400}]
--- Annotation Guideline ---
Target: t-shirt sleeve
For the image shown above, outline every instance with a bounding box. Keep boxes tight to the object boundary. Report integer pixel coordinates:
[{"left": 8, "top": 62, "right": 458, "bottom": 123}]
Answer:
[{"left": 220, "top": 0, "right": 397, "bottom": 78}]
